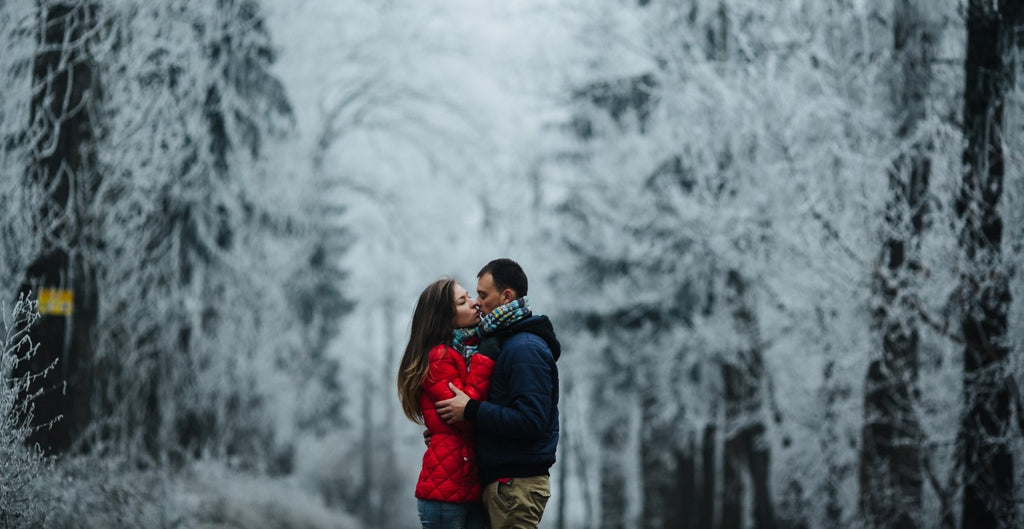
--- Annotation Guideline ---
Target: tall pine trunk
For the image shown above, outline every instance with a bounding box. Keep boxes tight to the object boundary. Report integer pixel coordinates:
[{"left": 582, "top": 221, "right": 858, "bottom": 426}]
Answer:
[
  {"left": 701, "top": 423, "right": 717, "bottom": 529},
  {"left": 859, "top": 1, "right": 935, "bottom": 527},
  {"left": 599, "top": 386, "right": 634, "bottom": 529},
  {"left": 721, "top": 270, "right": 775, "bottom": 529},
  {"left": 20, "top": 0, "right": 99, "bottom": 454},
  {"left": 956, "top": 2, "right": 1021, "bottom": 528},
  {"left": 640, "top": 383, "right": 688, "bottom": 529}
]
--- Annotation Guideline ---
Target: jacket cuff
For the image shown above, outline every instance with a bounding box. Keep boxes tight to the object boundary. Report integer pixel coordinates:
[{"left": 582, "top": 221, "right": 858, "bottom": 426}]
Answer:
[{"left": 465, "top": 399, "right": 481, "bottom": 421}]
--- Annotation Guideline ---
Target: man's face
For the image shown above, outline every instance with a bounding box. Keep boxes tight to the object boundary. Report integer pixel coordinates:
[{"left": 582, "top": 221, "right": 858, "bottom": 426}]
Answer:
[{"left": 476, "top": 272, "right": 511, "bottom": 314}]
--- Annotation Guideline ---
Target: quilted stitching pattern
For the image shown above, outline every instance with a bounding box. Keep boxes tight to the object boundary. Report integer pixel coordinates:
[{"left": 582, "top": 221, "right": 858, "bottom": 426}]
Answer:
[{"left": 415, "top": 345, "right": 494, "bottom": 503}]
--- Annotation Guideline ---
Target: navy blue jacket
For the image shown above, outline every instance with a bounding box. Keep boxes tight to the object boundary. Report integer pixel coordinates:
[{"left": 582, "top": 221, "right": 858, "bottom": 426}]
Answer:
[{"left": 464, "top": 315, "right": 561, "bottom": 486}]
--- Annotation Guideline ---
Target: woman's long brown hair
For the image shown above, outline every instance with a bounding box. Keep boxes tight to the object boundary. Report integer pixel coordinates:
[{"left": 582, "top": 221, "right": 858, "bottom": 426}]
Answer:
[{"left": 397, "top": 278, "right": 457, "bottom": 423}]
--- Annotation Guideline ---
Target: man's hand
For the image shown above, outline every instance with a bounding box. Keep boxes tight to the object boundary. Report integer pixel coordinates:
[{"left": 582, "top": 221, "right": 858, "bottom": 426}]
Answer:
[{"left": 435, "top": 383, "right": 470, "bottom": 424}]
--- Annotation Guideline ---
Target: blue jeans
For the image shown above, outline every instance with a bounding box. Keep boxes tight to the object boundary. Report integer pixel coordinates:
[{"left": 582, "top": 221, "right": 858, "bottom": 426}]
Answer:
[{"left": 417, "top": 499, "right": 487, "bottom": 529}]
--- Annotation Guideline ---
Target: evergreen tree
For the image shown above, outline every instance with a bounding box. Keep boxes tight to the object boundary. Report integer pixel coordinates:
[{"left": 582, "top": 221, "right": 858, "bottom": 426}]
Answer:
[{"left": 81, "top": 0, "right": 327, "bottom": 465}]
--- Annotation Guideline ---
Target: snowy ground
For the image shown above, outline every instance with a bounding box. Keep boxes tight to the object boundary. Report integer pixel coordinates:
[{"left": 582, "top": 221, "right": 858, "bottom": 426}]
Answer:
[
  {"left": 37, "top": 458, "right": 359, "bottom": 529},
  {"left": 178, "top": 465, "right": 355, "bottom": 529}
]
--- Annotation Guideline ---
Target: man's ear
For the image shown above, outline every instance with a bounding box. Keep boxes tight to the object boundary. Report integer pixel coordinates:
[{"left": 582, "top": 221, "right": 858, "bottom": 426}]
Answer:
[{"left": 501, "top": 289, "right": 516, "bottom": 304}]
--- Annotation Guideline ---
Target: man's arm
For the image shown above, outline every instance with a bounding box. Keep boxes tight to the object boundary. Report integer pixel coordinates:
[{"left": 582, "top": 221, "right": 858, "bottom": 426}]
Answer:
[
  {"left": 436, "top": 383, "right": 471, "bottom": 423},
  {"left": 435, "top": 338, "right": 500, "bottom": 423},
  {"left": 437, "top": 338, "right": 556, "bottom": 437},
  {"left": 433, "top": 356, "right": 495, "bottom": 423},
  {"left": 471, "top": 348, "right": 554, "bottom": 439}
]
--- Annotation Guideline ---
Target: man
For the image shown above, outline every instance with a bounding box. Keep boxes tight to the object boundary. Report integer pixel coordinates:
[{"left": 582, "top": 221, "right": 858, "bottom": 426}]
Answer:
[{"left": 436, "top": 258, "right": 560, "bottom": 529}]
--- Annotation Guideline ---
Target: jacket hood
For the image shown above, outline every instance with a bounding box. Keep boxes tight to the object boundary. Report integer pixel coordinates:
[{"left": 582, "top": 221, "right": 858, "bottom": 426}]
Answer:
[{"left": 500, "top": 315, "right": 561, "bottom": 360}]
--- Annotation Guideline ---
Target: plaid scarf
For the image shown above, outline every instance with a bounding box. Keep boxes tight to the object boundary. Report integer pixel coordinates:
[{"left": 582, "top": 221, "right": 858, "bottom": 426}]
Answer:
[
  {"left": 452, "top": 297, "right": 532, "bottom": 370},
  {"left": 479, "top": 296, "right": 532, "bottom": 337},
  {"left": 452, "top": 326, "right": 480, "bottom": 364}
]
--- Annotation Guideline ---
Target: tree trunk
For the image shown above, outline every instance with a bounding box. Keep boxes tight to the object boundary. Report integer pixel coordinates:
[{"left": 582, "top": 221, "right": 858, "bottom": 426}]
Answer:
[
  {"left": 721, "top": 412, "right": 743, "bottom": 529},
  {"left": 821, "top": 357, "right": 851, "bottom": 528},
  {"left": 700, "top": 423, "right": 717, "bottom": 529},
  {"left": 358, "top": 376, "right": 377, "bottom": 526},
  {"left": 641, "top": 385, "right": 688, "bottom": 529},
  {"left": 722, "top": 365, "right": 776, "bottom": 529},
  {"left": 956, "top": 2, "right": 1021, "bottom": 528},
  {"left": 859, "top": 2, "right": 937, "bottom": 526},
  {"left": 376, "top": 296, "right": 402, "bottom": 527},
  {"left": 556, "top": 400, "right": 568, "bottom": 529},
  {"left": 599, "top": 418, "right": 631, "bottom": 529},
  {"left": 721, "top": 270, "right": 776, "bottom": 529},
  {"left": 597, "top": 343, "right": 637, "bottom": 529},
  {"left": 747, "top": 423, "right": 774, "bottom": 529},
  {"left": 20, "top": 0, "right": 99, "bottom": 454},
  {"left": 676, "top": 437, "right": 697, "bottom": 529}
]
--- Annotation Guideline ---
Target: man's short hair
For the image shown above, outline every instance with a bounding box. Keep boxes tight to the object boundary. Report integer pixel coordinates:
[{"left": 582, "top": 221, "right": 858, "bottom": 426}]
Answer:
[{"left": 478, "top": 258, "right": 528, "bottom": 298}]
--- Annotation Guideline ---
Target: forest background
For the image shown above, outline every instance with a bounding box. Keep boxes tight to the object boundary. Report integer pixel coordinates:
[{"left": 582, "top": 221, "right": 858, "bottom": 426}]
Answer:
[{"left": 1, "top": 1, "right": 1022, "bottom": 528}]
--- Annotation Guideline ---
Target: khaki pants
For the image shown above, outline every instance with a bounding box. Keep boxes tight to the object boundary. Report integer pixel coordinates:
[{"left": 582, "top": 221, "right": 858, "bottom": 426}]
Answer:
[{"left": 482, "top": 475, "right": 551, "bottom": 529}]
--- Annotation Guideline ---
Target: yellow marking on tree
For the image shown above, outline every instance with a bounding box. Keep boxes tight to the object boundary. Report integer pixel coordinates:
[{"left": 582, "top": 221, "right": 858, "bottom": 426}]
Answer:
[{"left": 38, "top": 288, "right": 73, "bottom": 316}]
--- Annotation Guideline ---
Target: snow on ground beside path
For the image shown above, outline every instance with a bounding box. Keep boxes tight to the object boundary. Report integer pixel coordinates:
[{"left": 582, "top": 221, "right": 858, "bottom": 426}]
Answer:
[
  {"left": 38, "top": 457, "right": 358, "bottom": 529},
  {"left": 183, "top": 462, "right": 357, "bottom": 529}
]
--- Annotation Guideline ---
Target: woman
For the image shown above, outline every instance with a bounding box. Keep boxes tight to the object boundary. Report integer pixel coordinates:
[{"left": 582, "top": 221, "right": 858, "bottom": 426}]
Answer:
[{"left": 398, "top": 278, "right": 495, "bottom": 529}]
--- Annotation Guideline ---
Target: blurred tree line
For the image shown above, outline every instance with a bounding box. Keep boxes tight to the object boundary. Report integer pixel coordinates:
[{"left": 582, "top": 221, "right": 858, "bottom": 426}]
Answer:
[{"left": 546, "top": 1, "right": 1024, "bottom": 529}]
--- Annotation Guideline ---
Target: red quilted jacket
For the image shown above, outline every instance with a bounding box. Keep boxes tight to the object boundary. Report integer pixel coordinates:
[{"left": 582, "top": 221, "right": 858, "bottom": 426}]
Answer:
[{"left": 415, "top": 344, "right": 494, "bottom": 503}]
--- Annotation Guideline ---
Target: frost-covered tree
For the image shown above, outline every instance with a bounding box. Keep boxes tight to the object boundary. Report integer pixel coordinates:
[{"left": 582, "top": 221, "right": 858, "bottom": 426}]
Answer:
[
  {"left": 547, "top": 1, "right": 981, "bottom": 529},
  {"left": 859, "top": 2, "right": 943, "bottom": 528},
  {"left": 13, "top": 0, "right": 104, "bottom": 454},
  {"left": 83, "top": 0, "right": 313, "bottom": 466},
  {"left": 0, "top": 2, "right": 44, "bottom": 304},
  {"left": 5, "top": 0, "right": 356, "bottom": 474},
  {"left": 2, "top": 0, "right": 318, "bottom": 467},
  {"left": 552, "top": 1, "right": 827, "bottom": 527},
  {"left": 0, "top": 296, "right": 52, "bottom": 528},
  {"left": 955, "top": 2, "right": 1022, "bottom": 527}
]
